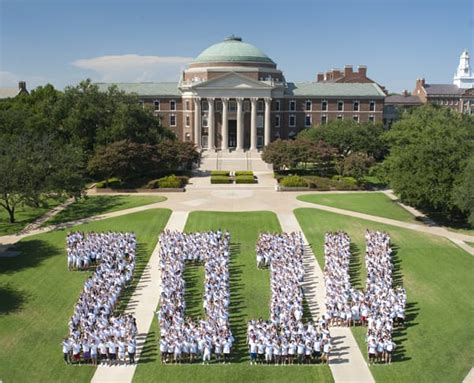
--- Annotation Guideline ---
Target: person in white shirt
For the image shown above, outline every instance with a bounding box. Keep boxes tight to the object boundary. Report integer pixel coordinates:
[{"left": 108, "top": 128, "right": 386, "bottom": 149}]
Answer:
[
  {"left": 159, "top": 337, "right": 168, "bottom": 364},
  {"left": 322, "top": 341, "right": 331, "bottom": 364},
  {"left": 61, "top": 338, "right": 71, "bottom": 365}
]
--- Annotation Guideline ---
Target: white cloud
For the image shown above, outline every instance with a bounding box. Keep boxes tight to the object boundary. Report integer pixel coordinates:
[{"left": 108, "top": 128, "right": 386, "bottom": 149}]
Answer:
[
  {"left": 71, "top": 54, "right": 193, "bottom": 82},
  {"left": 0, "top": 70, "right": 47, "bottom": 88}
]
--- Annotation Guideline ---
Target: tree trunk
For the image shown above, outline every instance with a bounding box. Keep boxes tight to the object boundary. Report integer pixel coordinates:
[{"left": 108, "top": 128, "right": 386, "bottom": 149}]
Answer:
[{"left": 7, "top": 206, "right": 15, "bottom": 223}]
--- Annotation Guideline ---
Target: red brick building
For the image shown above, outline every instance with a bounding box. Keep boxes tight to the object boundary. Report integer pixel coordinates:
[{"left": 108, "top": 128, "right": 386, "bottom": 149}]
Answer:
[{"left": 97, "top": 36, "right": 386, "bottom": 150}]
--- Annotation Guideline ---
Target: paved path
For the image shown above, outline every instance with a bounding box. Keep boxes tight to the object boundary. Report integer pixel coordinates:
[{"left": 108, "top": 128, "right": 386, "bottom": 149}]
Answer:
[
  {"left": 19, "top": 198, "right": 75, "bottom": 235},
  {"left": 277, "top": 212, "right": 375, "bottom": 383},
  {"left": 91, "top": 211, "right": 189, "bottom": 383}
]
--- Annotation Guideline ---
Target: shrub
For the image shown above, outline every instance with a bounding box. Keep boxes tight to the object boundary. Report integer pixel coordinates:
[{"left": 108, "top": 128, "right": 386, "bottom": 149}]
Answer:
[
  {"left": 96, "top": 177, "right": 121, "bottom": 189},
  {"left": 211, "top": 170, "right": 230, "bottom": 176},
  {"left": 176, "top": 175, "right": 189, "bottom": 186},
  {"left": 235, "top": 175, "right": 255, "bottom": 184},
  {"left": 210, "top": 176, "right": 232, "bottom": 184},
  {"left": 279, "top": 175, "right": 308, "bottom": 188},
  {"left": 145, "top": 179, "right": 159, "bottom": 189},
  {"left": 157, "top": 175, "right": 181, "bottom": 188},
  {"left": 235, "top": 171, "right": 254, "bottom": 176}
]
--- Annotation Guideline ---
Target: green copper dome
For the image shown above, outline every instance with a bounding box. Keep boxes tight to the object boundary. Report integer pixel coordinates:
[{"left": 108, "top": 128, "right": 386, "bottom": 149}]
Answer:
[{"left": 193, "top": 36, "right": 275, "bottom": 65}]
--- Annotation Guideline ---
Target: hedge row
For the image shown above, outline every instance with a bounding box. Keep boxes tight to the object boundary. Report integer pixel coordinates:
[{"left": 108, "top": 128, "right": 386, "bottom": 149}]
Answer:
[
  {"left": 211, "top": 170, "right": 230, "bottom": 177},
  {"left": 235, "top": 175, "right": 255, "bottom": 184},
  {"left": 235, "top": 171, "right": 254, "bottom": 176},
  {"left": 96, "top": 177, "right": 121, "bottom": 189},
  {"left": 210, "top": 176, "right": 232, "bottom": 184},
  {"left": 279, "top": 175, "right": 308, "bottom": 188}
]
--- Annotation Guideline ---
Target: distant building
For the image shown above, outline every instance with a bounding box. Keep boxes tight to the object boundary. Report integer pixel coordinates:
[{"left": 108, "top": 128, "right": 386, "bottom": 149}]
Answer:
[
  {"left": 0, "top": 81, "right": 29, "bottom": 99},
  {"left": 97, "top": 36, "right": 385, "bottom": 151},
  {"left": 383, "top": 91, "right": 423, "bottom": 126},
  {"left": 412, "top": 51, "right": 474, "bottom": 114}
]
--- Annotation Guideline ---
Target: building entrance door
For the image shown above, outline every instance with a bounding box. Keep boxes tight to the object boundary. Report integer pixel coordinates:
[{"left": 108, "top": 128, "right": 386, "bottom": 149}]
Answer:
[{"left": 228, "top": 120, "right": 237, "bottom": 148}]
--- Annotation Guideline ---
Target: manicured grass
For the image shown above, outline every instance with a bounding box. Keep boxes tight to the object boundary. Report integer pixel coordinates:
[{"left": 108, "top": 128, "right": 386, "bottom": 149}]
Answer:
[
  {"left": 297, "top": 192, "right": 417, "bottom": 223},
  {"left": 0, "top": 208, "right": 171, "bottom": 383},
  {"left": 295, "top": 208, "right": 474, "bottom": 383},
  {"left": 133, "top": 211, "right": 334, "bottom": 383},
  {"left": 46, "top": 195, "right": 166, "bottom": 225},
  {"left": 0, "top": 198, "right": 64, "bottom": 236}
]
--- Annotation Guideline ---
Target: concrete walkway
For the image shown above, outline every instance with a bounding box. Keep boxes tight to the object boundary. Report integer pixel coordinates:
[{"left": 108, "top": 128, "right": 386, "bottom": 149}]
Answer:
[
  {"left": 91, "top": 211, "right": 189, "bottom": 383},
  {"left": 20, "top": 198, "right": 75, "bottom": 235},
  {"left": 277, "top": 212, "right": 375, "bottom": 383}
]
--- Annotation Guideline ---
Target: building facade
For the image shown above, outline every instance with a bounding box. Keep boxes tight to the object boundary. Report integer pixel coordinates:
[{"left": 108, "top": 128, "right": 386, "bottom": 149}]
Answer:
[
  {"left": 411, "top": 50, "right": 474, "bottom": 114},
  {"left": 97, "top": 36, "right": 386, "bottom": 150}
]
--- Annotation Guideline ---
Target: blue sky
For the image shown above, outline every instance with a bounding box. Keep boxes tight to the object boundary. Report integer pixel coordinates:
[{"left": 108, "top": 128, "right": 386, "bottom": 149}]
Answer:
[{"left": 1, "top": 0, "right": 473, "bottom": 92}]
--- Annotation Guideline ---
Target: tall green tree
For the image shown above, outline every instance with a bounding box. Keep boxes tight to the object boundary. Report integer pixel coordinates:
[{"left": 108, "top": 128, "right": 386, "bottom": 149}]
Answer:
[
  {"left": 453, "top": 156, "right": 474, "bottom": 225},
  {"left": 383, "top": 104, "right": 474, "bottom": 217},
  {"left": 298, "top": 119, "right": 387, "bottom": 160}
]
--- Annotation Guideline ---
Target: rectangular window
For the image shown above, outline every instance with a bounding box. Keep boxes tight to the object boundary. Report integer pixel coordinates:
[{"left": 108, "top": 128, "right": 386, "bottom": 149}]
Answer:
[
  {"left": 369, "top": 100, "right": 376, "bottom": 111},
  {"left": 353, "top": 115, "right": 359, "bottom": 122},
  {"left": 229, "top": 100, "right": 236, "bottom": 112},
  {"left": 185, "top": 115, "right": 190, "bottom": 127},
  {"left": 290, "top": 100, "right": 296, "bottom": 111},
  {"left": 337, "top": 101, "right": 344, "bottom": 111},
  {"left": 305, "top": 114, "right": 312, "bottom": 127},
  {"left": 369, "top": 115, "right": 375, "bottom": 123},
  {"left": 258, "top": 100, "right": 264, "bottom": 111},
  {"left": 170, "top": 100, "right": 176, "bottom": 111},
  {"left": 170, "top": 114, "right": 176, "bottom": 127},
  {"left": 337, "top": 114, "right": 343, "bottom": 120},
  {"left": 275, "top": 114, "right": 281, "bottom": 127},
  {"left": 257, "top": 115, "right": 264, "bottom": 128},
  {"left": 275, "top": 100, "right": 281, "bottom": 111},
  {"left": 305, "top": 100, "right": 312, "bottom": 111},
  {"left": 353, "top": 101, "right": 359, "bottom": 111},
  {"left": 321, "top": 115, "right": 327, "bottom": 124},
  {"left": 289, "top": 114, "right": 296, "bottom": 127},
  {"left": 202, "top": 116, "right": 208, "bottom": 127},
  {"left": 321, "top": 100, "right": 328, "bottom": 111},
  {"left": 154, "top": 100, "right": 160, "bottom": 111},
  {"left": 185, "top": 100, "right": 190, "bottom": 110},
  {"left": 202, "top": 100, "right": 209, "bottom": 111}
]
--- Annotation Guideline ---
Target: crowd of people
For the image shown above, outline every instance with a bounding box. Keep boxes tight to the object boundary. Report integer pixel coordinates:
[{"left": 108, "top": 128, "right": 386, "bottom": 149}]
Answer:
[
  {"left": 323, "top": 230, "right": 406, "bottom": 364},
  {"left": 62, "top": 232, "right": 138, "bottom": 365},
  {"left": 158, "top": 230, "right": 233, "bottom": 364},
  {"left": 248, "top": 233, "right": 332, "bottom": 365}
]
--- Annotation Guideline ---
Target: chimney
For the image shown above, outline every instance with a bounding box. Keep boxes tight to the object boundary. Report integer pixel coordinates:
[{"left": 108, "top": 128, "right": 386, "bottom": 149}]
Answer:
[
  {"left": 317, "top": 73, "right": 324, "bottom": 82},
  {"left": 344, "top": 65, "right": 353, "bottom": 77},
  {"left": 18, "top": 81, "right": 27, "bottom": 92},
  {"left": 358, "top": 65, "right": 367, "bottom": 77}
]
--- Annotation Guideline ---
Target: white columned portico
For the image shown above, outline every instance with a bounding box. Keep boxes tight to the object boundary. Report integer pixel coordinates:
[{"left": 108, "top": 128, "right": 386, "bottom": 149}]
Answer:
[
  {"left": 264, "top": 97, "right": 272, "bottom": 146},
  {"left": 250, "top": 97, "right": 258, "bottom": 151},
  {"left": 236, "top": 97, "right": 244, "bottom": 151},
  {"left": 193, "top": 97, "right": 201, "bottom": 148},
  {"left": 208, "top": 97, "right": 215, "bottom": 150},
  {"left": 221, "top": 98, "right": 229, "bottom": 151}
]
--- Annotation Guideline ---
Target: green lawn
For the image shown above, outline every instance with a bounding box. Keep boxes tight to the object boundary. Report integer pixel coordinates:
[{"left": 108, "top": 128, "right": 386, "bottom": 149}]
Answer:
[
  {"left": 0, "top": 208, "right": 171, "bottom": 383},
  {"left": 297, "top": 192, "right": 417, "bottom": 223},
  {"left": 0, "top": 198, "right": 65, "bottom": 236},
  {"left": 133, "top": 211, "right": 334, "bottom": 383},
  {"left": 46, "top": 195, "right": 167, "bottom": 226},
  {"left": 295, "top": 208, "right": 474, "bottom": 383}
]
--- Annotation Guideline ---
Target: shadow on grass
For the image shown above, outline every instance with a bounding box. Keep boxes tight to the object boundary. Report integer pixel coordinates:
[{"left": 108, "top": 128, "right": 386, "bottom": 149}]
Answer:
[
  {"left": 390, "top": 241, "right": 418, "bottom": 363},
  {"left": 138, "top": 331, "right": 159, "bottom": 364},
  {"left": 349, "top": 242, "right": 362, "bottom": 289},
  {"left": 0, "top": 240, "right": 60, "bottom": 274},
  {"left": 0, "top": 283, "right": 29, "bottom": 314},
  {"left": 184, "top": 264, "right": 205, "bottom": 318},
  {"left": 49, "top": 196, "right": 140, "bottom": 225},
  {"left": 115, "top": 242, "right": 150, "bottom": 313},
  {"left": 228, "top": 242, "right": 249, "bottom": 363}
]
